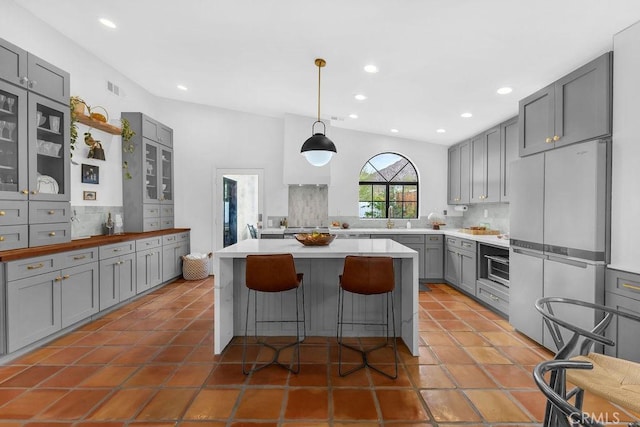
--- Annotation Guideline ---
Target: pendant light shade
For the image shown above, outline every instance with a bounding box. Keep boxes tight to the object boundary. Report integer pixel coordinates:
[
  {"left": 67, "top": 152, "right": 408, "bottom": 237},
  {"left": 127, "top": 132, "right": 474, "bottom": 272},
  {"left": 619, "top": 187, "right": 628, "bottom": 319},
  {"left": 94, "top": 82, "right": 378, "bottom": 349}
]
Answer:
[{"left": 301, "top": 58, "right": 336, "bottom": 167}]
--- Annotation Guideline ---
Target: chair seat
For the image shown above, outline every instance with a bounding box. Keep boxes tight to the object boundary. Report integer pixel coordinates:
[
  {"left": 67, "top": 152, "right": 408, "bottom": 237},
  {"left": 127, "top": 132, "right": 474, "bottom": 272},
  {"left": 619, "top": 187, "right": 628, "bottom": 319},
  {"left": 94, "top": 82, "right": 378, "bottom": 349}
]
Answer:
[{"left": 568, "top": 353, "right": 640, "bottom": 413}]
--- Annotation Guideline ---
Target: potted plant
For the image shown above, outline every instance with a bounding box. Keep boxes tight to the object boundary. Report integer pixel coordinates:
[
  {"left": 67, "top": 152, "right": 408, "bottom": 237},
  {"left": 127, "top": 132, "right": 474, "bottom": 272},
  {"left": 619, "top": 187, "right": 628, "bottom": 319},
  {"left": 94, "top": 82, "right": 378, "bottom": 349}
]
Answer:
[{"left": 69, "top": 96, "right": 88, "bottom": 157}]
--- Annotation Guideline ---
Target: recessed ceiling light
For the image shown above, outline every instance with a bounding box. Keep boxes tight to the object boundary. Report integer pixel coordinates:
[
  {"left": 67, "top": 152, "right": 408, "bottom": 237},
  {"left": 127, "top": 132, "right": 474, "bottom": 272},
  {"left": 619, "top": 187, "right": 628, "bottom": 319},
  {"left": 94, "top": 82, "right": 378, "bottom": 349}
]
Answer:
[
  {"left": 349, "top": 113, "right": 358, "bottom": 119},
  {"left": 436, "top": 129, "right": 446, "bottom": 133},
  {"left": 354, "top": 94, "right": 367, "bottom": 101},
  {"left": 497, "top": 87, "right": 513, "bottom": 95},
  {"left": 390, "top": 128, "right": 399, "bottom": 133},
  {"left": 461, "top": 112, "right": 473, "bottom": 118},
  {"left": 177, "top": 84, "right": 188, "bottom": 91},
  {"left": 364, "top": 64, "right": 379, "bottom": 73},
  {"left": 99, "top": 18, "right": 117, "bottom": 29}
]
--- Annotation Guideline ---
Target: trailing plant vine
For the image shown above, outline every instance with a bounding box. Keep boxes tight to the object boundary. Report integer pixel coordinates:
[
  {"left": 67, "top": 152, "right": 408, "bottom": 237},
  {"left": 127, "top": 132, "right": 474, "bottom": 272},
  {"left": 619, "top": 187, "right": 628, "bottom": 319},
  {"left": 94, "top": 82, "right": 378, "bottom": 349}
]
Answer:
[{"left": 121, "top": 117, "right": 136, "bottom": 179}]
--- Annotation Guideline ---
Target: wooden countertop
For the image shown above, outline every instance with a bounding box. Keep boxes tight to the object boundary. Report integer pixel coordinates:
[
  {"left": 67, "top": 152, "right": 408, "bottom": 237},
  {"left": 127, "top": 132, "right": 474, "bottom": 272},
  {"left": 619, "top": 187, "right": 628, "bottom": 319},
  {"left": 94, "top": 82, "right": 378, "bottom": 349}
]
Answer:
[{"left": 0, "top": 228, "right": 191, "bottom": 262}]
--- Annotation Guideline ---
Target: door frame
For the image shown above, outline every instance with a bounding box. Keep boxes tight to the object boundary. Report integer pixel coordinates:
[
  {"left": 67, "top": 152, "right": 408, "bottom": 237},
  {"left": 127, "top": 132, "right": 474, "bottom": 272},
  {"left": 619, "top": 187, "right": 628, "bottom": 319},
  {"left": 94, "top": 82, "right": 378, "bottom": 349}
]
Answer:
[{"left": 214, "top": 168, "right": 264, "bottom": 251}]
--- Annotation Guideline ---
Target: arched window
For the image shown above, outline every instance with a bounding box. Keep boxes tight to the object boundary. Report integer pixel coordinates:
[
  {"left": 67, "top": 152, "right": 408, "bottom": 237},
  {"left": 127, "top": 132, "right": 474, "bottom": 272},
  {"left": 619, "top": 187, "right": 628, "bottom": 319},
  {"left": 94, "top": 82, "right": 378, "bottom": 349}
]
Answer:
[{"left": 358, "top": 152, "right": 418, "bottom": 219}]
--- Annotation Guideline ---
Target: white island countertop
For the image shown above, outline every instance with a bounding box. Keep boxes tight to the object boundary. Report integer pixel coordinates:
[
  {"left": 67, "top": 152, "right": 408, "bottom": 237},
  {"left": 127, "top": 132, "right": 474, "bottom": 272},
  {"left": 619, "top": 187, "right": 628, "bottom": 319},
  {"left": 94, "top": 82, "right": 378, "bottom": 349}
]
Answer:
[
  {"left": 258, "top": 227, "right": 510, "bottom": 249},
  {"left": 215, "top": 237, "right": 418, "bottom": 258}
]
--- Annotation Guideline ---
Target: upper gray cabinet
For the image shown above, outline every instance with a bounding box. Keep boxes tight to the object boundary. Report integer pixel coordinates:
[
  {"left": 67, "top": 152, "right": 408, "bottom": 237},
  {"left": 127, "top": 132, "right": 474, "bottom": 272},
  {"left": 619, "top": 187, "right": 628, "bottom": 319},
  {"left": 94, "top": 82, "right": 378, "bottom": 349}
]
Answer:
[
  {"left": 500, "top": 116, "right": 519, "bottom": 202},
  {"left": 0, "top": 38, "right": 70, "bottom": 105},
  {"left": 141, "top": 114, "right": 173, "bottom": 147},
  {"left": 519, "top": 52, "right": 612, "bottom": 156},
  {"left": 470, "top": 126, "right": 501, "bottom": 203},
  {"left": 447, "top": 141, "right": 470, "bottom": 205}
]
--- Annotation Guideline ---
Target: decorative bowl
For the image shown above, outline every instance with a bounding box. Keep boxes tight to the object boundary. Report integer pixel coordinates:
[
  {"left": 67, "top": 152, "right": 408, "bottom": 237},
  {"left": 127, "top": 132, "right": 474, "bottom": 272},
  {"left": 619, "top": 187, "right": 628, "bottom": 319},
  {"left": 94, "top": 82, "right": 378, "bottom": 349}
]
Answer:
[{"left": 294, "top": 233, "right": 336, "bottom": 246}]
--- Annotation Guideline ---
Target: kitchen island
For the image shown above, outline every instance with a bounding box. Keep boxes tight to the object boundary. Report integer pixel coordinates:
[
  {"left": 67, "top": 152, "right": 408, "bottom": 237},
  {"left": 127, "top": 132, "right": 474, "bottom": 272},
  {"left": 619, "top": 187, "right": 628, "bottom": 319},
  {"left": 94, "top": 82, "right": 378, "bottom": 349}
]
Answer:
[{"left": 213, "top": 238, "right": 419, "bottom": 355}]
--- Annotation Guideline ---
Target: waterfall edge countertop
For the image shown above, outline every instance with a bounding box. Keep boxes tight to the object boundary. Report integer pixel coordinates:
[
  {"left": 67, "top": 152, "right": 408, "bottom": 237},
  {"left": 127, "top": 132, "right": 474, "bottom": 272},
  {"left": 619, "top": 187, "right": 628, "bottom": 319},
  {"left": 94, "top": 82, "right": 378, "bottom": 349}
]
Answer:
[
  {"left": 213, "top": 238, "right": 420, "bottom": 355},
  {"left": 258, "top": 227, "right": 510, "bottom": 249}
]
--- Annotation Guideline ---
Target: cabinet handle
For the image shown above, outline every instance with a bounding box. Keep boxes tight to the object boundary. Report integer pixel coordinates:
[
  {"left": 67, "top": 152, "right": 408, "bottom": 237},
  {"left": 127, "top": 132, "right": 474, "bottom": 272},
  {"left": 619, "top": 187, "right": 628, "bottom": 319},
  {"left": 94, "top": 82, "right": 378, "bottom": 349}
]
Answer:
[
  {"left": 489, "top": 294, "right": 499, "bottom": 301},
  {"left": 622, "top": 283, "right": 640, "bottom": 292},
  {"left": 21, "top": 189, "right": 28, "bottom": 195},
  {"left": 48, "top": 210, "right": 55, "bottom": 215},
  {"left": 62, "top": 274, "right": 70, "bottom": 280},
  {"left": 28, "top": 80, "right": 37, "bottom": 89},
  {"left": 49, "top": 232, "right": 56, "bottom": 237},
  {"left": 113, "top": 248, "right": 122, "bottom": 252},
  {"left": 19, "top": 76, "right": 28, "bottom": 85},
  {"left": 31, "top": 190, "right": 38, "bottom": 195},
  {"left": 27, "top": 263, "right": 44, "bottom": 270},
  {"left": 54, "top": 276, "right": 62, "bottom": 282},
  {"left": 0, "top": 211, "right": 5, "bottom": 216},
  {"left": 545, "top": 137, "right": 553, "bottom": 143},
  {"left": 429, "top": 237, "right": 439, "bottom": 241},
  {"left": 73, "top": 255, "right": 86, "bottom": 260},
  {"left": 553, "top": 135, "right": 560, "bottom": 142},
  {"left": 0, "top": 236, "right": 4, "bottom": 242}
]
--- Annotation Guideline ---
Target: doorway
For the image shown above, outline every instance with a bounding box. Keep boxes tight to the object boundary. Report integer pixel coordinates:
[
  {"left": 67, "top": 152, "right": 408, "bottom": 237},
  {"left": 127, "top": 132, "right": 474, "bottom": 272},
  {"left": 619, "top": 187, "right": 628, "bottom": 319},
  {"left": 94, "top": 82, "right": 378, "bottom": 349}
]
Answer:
[{"left": 215, "top": 169, "right": 264, "bottom": 250}]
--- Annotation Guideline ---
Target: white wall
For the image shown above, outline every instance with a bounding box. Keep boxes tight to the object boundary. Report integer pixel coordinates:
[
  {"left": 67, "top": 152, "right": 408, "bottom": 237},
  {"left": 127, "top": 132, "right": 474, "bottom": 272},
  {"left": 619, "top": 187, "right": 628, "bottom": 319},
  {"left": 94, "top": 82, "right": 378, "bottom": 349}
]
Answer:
[{"left": 611, "top": 21, "right": 640, "bottom": 274}]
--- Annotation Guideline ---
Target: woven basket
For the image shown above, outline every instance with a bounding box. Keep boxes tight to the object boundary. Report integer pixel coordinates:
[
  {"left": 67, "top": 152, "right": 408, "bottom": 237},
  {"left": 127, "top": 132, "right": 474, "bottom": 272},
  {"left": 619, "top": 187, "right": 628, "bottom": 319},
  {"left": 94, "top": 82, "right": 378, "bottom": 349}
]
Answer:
[{"left": 182, "top": 252, "right": 212, "bottom": 280}]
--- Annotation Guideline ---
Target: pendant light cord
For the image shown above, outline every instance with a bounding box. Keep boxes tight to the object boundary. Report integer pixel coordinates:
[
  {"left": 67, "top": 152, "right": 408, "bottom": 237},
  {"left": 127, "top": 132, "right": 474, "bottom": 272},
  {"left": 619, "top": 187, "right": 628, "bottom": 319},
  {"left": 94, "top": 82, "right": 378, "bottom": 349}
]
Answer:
[{"left": 317, "top": 63, "right": 322, "bottom": 122}]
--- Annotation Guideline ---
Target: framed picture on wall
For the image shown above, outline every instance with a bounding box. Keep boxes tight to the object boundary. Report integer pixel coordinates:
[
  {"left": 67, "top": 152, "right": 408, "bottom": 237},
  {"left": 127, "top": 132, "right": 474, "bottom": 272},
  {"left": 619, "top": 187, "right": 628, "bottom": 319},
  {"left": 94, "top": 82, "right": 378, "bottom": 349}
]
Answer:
[
  {"left": 81, "top": 164, "right": 99, "bottom": 184},
  {"left": 83, "top": 190, "right": 97, "bottom": 201}
]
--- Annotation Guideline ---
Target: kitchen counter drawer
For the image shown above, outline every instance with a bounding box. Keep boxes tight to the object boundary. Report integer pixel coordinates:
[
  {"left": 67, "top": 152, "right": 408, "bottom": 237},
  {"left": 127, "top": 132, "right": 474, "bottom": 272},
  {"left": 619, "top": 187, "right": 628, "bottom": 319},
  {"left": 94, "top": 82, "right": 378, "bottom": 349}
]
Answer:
[
  {"left": 137, "top": 236, "right": 162, "bottom": 251},
  {"left": 160, "top": 218, "right": 174, "bottom": 230},
  {"left": 394, "top": 234, "right": 425, "bottom": 244},
  {"left": 99, "top": 241, "right": 135, "bottom": 259},
  {"left": 29, "top": 202, "right": 71, "bottom": 224},
  {"left": 29, "top": 223, "right": 71, "bottom": 247},
  {"left": 0, "top": 225, "right": 28, "bottom": 251},
  {"left": 476, "top": 278, "right": 509, "bottom": 315},
  {"left": 143, "top": 205, "right": 160, "bottom": 218},
  {"left": 445, "top": 236, "right": 475, "bottom": 252},
  {"left": 606, "top": 268, "right": 640, "bottom": 300},
  {"left": 0, "top": 201, "right": 28, "bottom": 226},
  {"left": 60, "top": 247, "right": 99, "bottom": 268},
  {"left": 7, "top": 253, "right": 61, "bottom": 281},
  {"left": 426, "top": 234, "right": 443, "bottom": 244},
  {"left": 160, "top": 205, "right": 174, "bottom": 217},
  {"left": 143, "top": 218, "right": 161, "bottom": 231}
]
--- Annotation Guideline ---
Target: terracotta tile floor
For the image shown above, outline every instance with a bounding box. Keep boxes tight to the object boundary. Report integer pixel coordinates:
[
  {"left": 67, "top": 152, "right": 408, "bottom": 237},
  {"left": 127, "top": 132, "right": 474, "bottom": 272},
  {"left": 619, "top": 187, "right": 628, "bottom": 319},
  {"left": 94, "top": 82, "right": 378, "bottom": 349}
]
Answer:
[{"left": 0, "top": 278, "right": 636, "bottom": 425}]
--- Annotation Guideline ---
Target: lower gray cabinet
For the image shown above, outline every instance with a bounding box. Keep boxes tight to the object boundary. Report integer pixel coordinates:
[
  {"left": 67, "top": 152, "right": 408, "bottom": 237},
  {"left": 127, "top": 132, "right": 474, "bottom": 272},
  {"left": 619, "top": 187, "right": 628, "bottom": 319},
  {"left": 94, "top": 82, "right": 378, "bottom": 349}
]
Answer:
[
  {"left": 605, "top": 268, "right": 640, "bottom": 362},
  {"left": 136, "top": 247, "right": 162, "bottom": 294},
  {"left": 99, "top": 253, "right": 136, "bottom": 311},
  {"left": 61, "top": 262, "right": 99, "bottom": 328},
  {"left": 7, "top": 270, "right": 61, "bottom": 353},
  {"left": 372, "top": 234, "right": 426, "bottom": 279},
  {"left": 162, "top": 234, "right": 189, "bottom": 282},
  {"left": 444, "top": 236, "right": 477, "bottom": 295},
  {"left": 424, "top": 235, "right": 443, "bottom": 280}
]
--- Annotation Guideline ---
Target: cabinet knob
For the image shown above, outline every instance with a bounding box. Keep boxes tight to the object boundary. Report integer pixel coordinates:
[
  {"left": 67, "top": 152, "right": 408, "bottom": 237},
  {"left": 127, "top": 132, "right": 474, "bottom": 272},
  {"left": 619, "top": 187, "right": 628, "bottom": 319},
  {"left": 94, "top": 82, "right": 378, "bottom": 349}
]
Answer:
[
  {"left": 545, "top": 137, "right": 553, "bottom": 143},
  {"left": 553, "top": 135, "right": 560, "bottom": 142},
  {"left": 55, "top": 276, "right": 62, "bottom": 282},
  {"left": 49, "top": 232, "right": 56, "bottom": 237},
  {"left": 62, "top": 274, "right": 70, "bottom": 280},
  {"left": 0, "top": 211, "right": 5, "bottom": 216},
  {"left": 21, "top": 189, "right": 28, "bottom": 195},
  {"left": 19, "top": 76, "right": 28, "bottom": 85},
  {"left": 48, "top": 210, "right": 55, "bottom": 215},
  {"left": 0, "top": 236, "right": 4, "bottom": 242},
  {"left": 31, "top": 190, "right": 38, "bottom": 195},
  {"left": 28, "top": 80, "right": 37, "bottom": 89}
]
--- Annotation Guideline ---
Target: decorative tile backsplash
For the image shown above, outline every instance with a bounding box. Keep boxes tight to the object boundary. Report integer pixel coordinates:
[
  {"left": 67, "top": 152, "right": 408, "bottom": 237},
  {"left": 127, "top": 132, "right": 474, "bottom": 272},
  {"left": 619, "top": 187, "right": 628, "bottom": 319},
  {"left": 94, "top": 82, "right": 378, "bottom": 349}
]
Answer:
[
  {"left": 288, "top": 185, "right": 328, "bottom": 227},
  {"left": 71, "top": 205, "right": 124, "bottom": 238}
]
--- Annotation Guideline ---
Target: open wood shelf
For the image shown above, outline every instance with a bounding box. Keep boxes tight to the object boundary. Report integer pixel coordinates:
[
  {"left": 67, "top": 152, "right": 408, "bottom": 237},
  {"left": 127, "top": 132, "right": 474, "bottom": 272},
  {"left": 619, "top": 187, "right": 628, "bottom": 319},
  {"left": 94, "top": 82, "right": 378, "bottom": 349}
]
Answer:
[{"left": 76, "top": 114, "right": 122, "bottom": 135}]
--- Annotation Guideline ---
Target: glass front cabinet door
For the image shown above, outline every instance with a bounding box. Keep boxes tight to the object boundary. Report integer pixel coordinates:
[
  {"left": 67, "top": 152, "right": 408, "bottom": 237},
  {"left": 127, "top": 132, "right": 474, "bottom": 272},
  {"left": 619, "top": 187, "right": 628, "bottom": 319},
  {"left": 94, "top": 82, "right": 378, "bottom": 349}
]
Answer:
[
  {"left": 143, "top": 140, "right": 159, "bottom": 203},
  {"left": 28, "top": 93, "right": 69, "bottom": 201},
  {"left": 159, "top": 148, "right": 173, "bottom": 204},
  {"left": 0, "top": 80, "right": 28, "bottom": 200}
]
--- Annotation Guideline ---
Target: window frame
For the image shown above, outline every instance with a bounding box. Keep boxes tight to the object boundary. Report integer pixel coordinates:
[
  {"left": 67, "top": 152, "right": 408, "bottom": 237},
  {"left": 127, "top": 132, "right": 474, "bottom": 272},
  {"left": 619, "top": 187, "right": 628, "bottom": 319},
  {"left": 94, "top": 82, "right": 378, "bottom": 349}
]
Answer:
[{"left": 358, "top": 152, "right": 419, "bottom": 219}]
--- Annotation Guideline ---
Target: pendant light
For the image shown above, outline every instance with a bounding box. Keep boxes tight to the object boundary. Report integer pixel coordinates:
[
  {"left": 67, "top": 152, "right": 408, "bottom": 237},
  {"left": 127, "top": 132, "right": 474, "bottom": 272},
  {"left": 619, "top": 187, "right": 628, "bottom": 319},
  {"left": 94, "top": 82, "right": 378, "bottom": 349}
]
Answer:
[{"left": 301, "top": 58, "right": 337, "bottom": 167}]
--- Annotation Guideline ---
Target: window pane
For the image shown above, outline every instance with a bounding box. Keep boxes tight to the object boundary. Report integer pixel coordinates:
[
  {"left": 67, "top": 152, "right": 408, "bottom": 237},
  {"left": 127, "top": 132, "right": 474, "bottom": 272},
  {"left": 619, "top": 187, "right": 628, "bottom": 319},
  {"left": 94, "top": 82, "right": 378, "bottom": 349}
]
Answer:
[
  {"left": 388, "top": 202, "right": 401, "bottom": 218},
  {"left": 360, "top": 162, "right": 385, "bottom": 182},
  {"left": 359, "top": 184, "right": 372, "bottom": 202},
  {"left": 372, "top": 201, "right": 386, "bottom": 218},
  {"left": 372, "top": 185, "right": 386, "bottom": 202},
  {"left": 389, "top": 185, "right": 403, "bottom": 202},
  {"left": 403, "top": 185, "right": 417, "bottom": 202},
  {"left": 393, "top": 162, "right": 418, "bottom": 182},
  {"left": 403, "top": 202, "right": 418, "bottom": 219},
  {"left": 359, "top": 202, "right": 373, "bottom": 218}
]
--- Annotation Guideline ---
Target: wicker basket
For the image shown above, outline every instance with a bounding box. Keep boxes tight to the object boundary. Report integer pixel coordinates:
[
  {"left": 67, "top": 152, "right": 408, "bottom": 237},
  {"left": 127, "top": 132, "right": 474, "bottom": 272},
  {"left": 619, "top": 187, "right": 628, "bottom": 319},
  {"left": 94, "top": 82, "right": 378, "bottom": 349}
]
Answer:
[{"left": 182, "top": 252, "right": 212, "bottom": 280}]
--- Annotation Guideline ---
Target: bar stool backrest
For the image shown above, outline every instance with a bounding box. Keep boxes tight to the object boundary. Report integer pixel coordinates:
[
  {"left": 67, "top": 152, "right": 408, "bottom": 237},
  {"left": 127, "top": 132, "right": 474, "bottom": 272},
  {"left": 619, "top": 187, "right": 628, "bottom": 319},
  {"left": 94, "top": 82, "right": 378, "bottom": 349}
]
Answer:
[
  {"left": 341, "top": 256, "right": 394, "bottom": 295},
  {"left": 246, "top": 254, "right": 300, "bottom": 292}
]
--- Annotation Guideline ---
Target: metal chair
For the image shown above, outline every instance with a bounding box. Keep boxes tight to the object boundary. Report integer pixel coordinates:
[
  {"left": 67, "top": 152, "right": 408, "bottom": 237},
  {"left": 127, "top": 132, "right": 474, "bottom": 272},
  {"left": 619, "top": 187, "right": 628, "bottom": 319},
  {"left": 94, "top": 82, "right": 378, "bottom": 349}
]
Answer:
[
  {"left": 533, "top": 297, "right": 640, "bottom": 427},
  {"left": 242, "top": 254, "right": 305, "bottom": 374},
  {"left": 247, "top": 224, "right": 257, "bottom": 239},
  {"left": 337, "top": 255, "right": 398, "bottom": 379}
]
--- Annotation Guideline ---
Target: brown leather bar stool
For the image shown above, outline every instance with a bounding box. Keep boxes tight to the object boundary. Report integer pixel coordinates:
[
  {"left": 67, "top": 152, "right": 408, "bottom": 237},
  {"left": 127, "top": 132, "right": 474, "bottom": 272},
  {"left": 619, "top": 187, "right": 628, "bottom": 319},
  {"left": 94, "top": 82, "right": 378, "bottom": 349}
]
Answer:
[
  {"left": 337, "top": 255, "right": 398, "bottom": 379},
  {"left": 242, "top": 254, "right": 305, "bottom": 375}
]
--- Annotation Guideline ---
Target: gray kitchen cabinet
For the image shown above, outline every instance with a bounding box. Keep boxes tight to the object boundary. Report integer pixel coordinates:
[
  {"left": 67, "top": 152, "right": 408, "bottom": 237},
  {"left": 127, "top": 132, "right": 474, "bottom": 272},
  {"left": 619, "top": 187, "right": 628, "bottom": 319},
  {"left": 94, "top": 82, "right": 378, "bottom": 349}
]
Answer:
[
  {"left": 7, "top": 270, "right": 61, "bottom": 352},
  {"left": 519, "top": 52, "right": 611, "bottom": 156},
  {"left": 162, "top": 232, "right": 190, "bottom": 282},
  {"left": 99, "top": 249, "right": 136, "bottom": 311},
  {"left": 60, "top": 262, "right": 99, "bottom": 328},
  {"left": 0, "top": 225, "right": 28, "bottom": 251},
  {"left": 448, "top": 141, "right": 470, "bottom": 204},
  {"left": 500, "top": 116, "right": 519, "bottom": 202},
  {"left": 424, "top": 234, "right": 443, "bottom": 281},
  {"left": 444, "top": 236, "right": 477, "bottom": 295},
  {"left": 470, "top": 126, "right": 501, "bottom": 203},
  {"left": 136, "top": 247, "right": 162, "bottom": 294},
  {"left": 605, "top": 268, "right": 640, "bottom": 362},
  {"left": 122, "top": 112, "right": 174, "bottom": 232},
  {"left": 0, "top": 38, "right": 70, "bottom": 105},
  {"left": 372, "top": 234, "right": 425, "bottom": 278}
]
